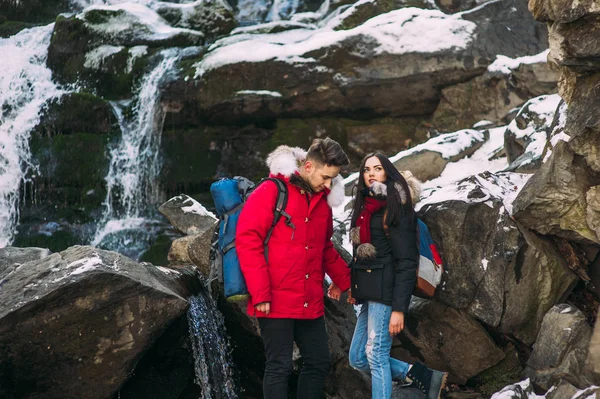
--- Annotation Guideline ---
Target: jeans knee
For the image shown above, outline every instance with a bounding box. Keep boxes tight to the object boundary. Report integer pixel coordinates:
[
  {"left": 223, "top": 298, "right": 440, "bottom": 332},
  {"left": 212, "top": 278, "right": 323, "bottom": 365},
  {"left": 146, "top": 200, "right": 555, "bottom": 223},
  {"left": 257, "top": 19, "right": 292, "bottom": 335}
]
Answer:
[{"left": 349, "top": 350, "right": 370, "bottom": 372}]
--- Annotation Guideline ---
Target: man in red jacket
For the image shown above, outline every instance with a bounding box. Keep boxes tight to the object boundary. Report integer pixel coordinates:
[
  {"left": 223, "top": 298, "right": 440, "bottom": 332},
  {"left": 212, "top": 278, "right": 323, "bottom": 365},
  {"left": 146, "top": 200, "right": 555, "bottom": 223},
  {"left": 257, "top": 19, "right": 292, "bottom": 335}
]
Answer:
[{"left": 236, "top": 137, "right": 351, "bottom": 399}]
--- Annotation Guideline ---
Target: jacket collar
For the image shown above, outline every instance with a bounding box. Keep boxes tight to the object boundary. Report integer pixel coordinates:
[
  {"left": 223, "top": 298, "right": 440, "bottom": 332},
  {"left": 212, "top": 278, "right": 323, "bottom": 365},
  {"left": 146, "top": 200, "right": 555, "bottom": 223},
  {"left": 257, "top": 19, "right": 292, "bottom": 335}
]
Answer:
[{"left": 266, "top": 145, "right": 345, "bottom": 208}]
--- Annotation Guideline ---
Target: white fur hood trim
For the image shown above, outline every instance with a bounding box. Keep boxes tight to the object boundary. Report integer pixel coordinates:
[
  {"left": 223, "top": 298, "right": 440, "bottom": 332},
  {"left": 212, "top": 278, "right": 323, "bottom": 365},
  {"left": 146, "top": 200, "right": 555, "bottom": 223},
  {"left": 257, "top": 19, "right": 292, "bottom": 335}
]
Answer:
[
  {"left": 266, "top": 145, "right": 345, "bottom": 208},
  {"left": 266, "top": 145, "right": 306, "bottom": 177}
]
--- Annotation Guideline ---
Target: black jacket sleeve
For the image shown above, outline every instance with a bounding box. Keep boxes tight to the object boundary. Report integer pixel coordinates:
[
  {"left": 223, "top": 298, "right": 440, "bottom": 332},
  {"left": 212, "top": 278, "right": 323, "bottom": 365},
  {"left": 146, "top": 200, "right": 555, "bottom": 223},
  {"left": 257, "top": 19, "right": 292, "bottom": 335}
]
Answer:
[{"left": 388, "top": 208, "right": 419, "bottom": 313}]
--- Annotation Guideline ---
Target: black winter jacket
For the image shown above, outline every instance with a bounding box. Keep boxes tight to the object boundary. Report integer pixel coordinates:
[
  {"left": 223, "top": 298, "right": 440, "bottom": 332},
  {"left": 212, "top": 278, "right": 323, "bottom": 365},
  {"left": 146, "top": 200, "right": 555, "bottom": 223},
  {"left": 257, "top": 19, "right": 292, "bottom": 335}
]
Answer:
[{"left": 351, "top": 207, "right": 419, "bottom": 313}]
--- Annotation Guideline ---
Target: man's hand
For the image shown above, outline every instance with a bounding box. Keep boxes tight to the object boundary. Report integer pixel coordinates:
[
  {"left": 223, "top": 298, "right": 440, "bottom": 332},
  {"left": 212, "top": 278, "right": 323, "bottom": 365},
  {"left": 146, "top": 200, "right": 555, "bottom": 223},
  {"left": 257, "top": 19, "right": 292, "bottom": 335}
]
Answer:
[
  {"left": 389, "top": 311, "right": 404, "bottom": 336},
  {"left": 327, "top": 282, "right": 342, "bottom": 300},
  {"left": 347, "top": 288, "right": 356, "bottom": 305},
  {"left": 255, "top": 302, "right": 271, "bottom": 315}
]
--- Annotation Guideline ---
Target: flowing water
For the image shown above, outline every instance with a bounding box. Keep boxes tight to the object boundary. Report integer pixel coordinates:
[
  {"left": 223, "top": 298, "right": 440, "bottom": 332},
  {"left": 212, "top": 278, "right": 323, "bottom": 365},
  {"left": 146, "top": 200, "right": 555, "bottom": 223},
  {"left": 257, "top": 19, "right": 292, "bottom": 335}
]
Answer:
[
  {"left": 0, "top": 25, "right": 66, "bottom": 247},
  {"left": 91, "top": 49, "right": 181, "bottom": 259},
  {"left": 187, "top": 289, "right": 239, "bottom": 398}
]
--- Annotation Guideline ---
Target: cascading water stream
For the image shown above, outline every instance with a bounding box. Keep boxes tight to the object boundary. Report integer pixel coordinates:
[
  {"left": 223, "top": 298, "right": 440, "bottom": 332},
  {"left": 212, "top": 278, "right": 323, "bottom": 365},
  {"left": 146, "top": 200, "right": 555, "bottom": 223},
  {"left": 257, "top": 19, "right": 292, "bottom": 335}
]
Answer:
[
  {"left": 187, "top": 289, "right": 239, "bottom": 398},
  {"left": 0, "top": 25, "right": 66, "bottom": 247},
  {"left": 91, "top": 49, "right": 180, "bottom": 258}
]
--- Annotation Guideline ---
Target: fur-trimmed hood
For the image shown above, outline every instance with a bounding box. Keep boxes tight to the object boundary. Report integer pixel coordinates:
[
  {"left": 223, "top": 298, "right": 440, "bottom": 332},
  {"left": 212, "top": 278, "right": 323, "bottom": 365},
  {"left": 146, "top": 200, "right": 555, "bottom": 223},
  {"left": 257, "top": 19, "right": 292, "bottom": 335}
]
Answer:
[
  {"left": 368, "top": 171, "right": 422, "bottom": 206},
  {"left": 265, "top": 145, "right": 345, "bottom": 208}
]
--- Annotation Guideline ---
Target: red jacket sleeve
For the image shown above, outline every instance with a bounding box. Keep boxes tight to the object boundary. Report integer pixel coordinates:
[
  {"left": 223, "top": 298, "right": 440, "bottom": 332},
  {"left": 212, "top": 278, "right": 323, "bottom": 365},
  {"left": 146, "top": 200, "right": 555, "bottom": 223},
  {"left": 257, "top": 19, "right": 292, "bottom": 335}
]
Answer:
[
  {"left": 323, "top": 208, "right": 351, "bottom": 292},
  {"left": 236, "top": 181, "right": 278, "bottom": 305}
]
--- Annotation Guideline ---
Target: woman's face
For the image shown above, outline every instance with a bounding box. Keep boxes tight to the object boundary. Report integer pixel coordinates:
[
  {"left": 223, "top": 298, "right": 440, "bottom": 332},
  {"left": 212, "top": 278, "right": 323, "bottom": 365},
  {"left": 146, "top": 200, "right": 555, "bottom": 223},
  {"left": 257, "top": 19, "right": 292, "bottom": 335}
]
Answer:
[{"left": 363, "top": 156, "right": 387, "bottom": 188}]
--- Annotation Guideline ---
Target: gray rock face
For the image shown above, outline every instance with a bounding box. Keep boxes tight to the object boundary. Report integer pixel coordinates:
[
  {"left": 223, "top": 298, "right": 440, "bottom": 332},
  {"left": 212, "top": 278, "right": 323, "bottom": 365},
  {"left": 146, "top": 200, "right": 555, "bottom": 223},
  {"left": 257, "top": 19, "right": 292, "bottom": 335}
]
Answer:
[
  {"left": 158, "top": 194, "right": 218, "bottom": 236},
  {"left": 525, "top": 304, "right": 599, "bottom": 390},
  {"left": 431, "top": 59, "right": 559, "bottom": 133},
  {"left": 513, "top": 141, "right": 600, "bottom": 244},
  {"left": 166, "top": 0, "right": 548, "bottom": 125},
  {"left": 0, "top": 246, "right": 190, "bottom": 399},
  {"left": 419, "top": 171, "right": 577, "bottom": 344},
  {"left": 0, "top": 246, "right": 51, "bottom": 269},
  {"left": 392, "top": 298, "right": 505, "bottom": 384}
]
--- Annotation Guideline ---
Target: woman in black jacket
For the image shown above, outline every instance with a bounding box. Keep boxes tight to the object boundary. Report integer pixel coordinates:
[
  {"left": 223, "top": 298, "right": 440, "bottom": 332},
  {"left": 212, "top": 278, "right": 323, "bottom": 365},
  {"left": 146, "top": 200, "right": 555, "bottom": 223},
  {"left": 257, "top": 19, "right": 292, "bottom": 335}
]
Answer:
[{"left": 337, "top": 153, "right": 447, "bottom": 399}]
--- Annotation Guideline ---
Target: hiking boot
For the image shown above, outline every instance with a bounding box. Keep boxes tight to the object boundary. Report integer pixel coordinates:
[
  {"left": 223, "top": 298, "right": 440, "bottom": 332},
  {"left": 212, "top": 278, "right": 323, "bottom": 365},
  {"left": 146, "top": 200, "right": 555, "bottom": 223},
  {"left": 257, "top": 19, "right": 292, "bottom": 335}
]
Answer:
[{"left": 404, "top": 362, "right": 448, "bottom": 399}]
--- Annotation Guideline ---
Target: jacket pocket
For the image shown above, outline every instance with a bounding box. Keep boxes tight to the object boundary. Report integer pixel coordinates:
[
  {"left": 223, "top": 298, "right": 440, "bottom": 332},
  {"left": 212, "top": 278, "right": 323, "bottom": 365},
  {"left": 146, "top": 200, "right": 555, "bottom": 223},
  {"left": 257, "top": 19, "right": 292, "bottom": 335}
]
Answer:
[{"left": 352, "top": 261, "right": 386, "bottom": 301}]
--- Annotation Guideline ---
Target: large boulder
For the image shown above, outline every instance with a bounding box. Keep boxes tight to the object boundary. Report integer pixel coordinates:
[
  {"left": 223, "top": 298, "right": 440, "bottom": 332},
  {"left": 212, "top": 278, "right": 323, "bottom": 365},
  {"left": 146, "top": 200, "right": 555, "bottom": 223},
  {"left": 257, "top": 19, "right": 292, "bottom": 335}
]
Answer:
[
  {"left": 165, "top": 0, "right": 548, "bottom": 125},
  {"left": 392, "top": 298, "right": 505, "bottom": 384},
  {"left": 418, "top": 171, "right": 578, "bottom": 344},
  {"left": 432, "top": 55, "right": 559, "bottom": 133},
  {"left": 512, "top": 141, "right": 600, "bottom": 244},
  {"left": 0, "top": 246, "right": 191, "bottom": 399},
  {"left": 525, "top": 304, "right": 600, "bottom": 390}
]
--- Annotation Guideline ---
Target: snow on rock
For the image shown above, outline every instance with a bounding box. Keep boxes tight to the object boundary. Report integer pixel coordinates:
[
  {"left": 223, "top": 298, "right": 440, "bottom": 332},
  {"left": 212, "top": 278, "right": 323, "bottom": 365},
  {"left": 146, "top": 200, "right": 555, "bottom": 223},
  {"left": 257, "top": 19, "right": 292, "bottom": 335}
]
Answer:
[
  {"left": 505, "top": 94, "right": 562, "bottom": 170},
  {"left": 490, "top": 378, "right": 545, "bottom": 399},
  {"left": 235, "top": 90, "right": 283, "bottom": 97},
  {"left": 343, "top": 129, "right": 486, "bottom": 186},
  {"left": 83, "top": 44, "right": 124, "bottom": 69},
  {"left": 194, "top": 7, "right": 477, "bottom": 78},
  {"left": 487, "top": 49, "right": 550, "bottom": 75},
  {"left": 417, "top": 171, "right": 531, "bottom": 216},
  {"left": 79, "top": 3, "right": 204, "bottom": 43}
]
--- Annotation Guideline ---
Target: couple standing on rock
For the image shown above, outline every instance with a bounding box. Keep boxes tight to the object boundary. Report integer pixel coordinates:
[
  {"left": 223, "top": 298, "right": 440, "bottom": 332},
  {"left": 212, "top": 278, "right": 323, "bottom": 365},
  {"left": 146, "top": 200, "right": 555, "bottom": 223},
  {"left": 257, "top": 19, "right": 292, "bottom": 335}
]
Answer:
[{"left": 236, "top": 138, "right": 447, "bottom": 399}]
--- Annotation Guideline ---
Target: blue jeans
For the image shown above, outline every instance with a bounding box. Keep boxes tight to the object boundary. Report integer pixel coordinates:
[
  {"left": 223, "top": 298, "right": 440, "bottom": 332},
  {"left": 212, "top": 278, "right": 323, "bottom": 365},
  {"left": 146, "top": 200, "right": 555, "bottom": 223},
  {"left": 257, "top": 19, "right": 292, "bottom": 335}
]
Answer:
[{"left": 349, "top": 301, "right": 410, "bottom": 399}]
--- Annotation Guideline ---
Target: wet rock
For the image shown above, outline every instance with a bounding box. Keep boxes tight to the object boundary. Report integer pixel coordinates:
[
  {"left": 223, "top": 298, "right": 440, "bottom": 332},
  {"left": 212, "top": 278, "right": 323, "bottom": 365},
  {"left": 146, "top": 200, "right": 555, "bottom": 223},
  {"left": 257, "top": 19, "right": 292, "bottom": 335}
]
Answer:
[{"left": 0, "top": 245, "right": 191, "bottom": 399}]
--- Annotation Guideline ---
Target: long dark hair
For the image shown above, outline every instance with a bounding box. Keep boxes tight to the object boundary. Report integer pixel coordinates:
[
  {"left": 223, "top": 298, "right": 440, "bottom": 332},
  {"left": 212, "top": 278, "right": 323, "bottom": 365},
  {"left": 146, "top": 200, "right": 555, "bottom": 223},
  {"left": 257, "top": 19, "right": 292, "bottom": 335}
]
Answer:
[{"left": 350, "top": 153, "right": 415, "bottom": 228}]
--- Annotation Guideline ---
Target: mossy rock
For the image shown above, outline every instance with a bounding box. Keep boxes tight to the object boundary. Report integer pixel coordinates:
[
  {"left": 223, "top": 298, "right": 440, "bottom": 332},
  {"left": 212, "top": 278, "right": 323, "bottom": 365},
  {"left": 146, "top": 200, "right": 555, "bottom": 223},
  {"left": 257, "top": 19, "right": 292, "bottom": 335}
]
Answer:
[
  {"left": 29, "top": 130, "right": 117, "bottom": 222},
  {"left": 468, "top": 344, "right": 524, "bottom": 398},
  {"left": 35, "top": 92, "right": 119, "bottom": 136},
  {"left": 0, "top": 20, "right": 37, "bottom": 38},
  {"left": 0, "top": 0, "right": 70, "bottom": 23}
]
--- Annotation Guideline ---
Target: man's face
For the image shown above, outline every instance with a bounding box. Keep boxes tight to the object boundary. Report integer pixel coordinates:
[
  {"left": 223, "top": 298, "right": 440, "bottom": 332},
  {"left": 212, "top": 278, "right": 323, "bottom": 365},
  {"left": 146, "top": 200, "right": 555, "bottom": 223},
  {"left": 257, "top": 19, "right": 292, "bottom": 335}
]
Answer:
[{"left": 304, "top": 161, "right": 341, "bottom": 193}]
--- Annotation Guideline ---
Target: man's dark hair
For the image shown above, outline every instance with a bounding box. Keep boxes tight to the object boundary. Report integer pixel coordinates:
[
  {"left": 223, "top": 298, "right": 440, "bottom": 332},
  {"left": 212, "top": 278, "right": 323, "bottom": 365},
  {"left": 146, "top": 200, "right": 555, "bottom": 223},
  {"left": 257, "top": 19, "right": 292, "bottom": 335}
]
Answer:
[{"left": 306, "top": 137, "right": 349, "bottom": 167}]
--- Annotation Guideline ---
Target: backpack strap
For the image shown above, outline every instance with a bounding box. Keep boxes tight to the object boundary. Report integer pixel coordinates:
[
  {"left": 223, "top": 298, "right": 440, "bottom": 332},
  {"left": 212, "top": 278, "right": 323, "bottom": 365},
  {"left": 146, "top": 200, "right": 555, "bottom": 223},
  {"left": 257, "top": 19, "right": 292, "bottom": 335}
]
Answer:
[{"left": 261, "top": 177, "right": 294, "bottom": 260}]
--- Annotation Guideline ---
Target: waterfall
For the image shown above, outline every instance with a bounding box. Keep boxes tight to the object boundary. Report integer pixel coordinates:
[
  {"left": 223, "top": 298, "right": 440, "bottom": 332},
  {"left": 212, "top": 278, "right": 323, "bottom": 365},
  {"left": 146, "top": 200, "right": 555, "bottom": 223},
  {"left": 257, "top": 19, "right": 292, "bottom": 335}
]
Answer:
[
  {"left": 187, "top": 291, "right": 239, "bottom": 398},
  {"left": 0, "top": 25, "right": 65, "bottom": 247},
  {"left": 91, "top": 49, "right": 180, "bottom": 258}
]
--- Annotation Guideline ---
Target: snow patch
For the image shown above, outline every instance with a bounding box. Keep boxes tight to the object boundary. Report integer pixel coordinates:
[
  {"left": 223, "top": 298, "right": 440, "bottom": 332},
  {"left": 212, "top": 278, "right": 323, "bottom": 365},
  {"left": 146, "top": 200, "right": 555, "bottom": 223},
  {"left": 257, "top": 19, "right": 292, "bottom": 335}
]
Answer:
[{"left": 487, "top": 49, "right": 549, "bottom": 74}]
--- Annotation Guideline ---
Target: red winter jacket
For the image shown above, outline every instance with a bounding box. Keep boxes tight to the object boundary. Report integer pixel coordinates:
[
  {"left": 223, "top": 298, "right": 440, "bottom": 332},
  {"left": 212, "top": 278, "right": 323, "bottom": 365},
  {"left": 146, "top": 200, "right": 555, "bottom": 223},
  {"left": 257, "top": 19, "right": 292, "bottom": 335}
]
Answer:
[{"left": 236, "top": 147, "right": 350, "bottom": 319}]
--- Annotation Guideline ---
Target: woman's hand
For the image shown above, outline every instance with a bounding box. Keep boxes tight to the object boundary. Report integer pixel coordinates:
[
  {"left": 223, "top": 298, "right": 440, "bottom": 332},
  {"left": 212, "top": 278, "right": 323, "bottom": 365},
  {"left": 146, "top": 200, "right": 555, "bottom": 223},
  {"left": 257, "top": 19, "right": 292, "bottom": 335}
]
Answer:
[
  {"left": 327, "top": 282, "right": 342, "bottom": 300},
  {"left": 347, "top": 288, "right": 356, "bottom": 305},
  {"left": 389, "top": 311, "right": 404, "bottom": 336}
]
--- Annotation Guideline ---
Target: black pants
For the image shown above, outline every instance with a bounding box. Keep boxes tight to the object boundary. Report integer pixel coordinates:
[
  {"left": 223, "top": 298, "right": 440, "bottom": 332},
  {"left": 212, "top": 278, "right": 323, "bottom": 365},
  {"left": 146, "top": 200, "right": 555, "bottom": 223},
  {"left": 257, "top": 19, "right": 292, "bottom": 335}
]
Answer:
[{"left": 258, "top": 316, "right": 331, "bottom": 399}]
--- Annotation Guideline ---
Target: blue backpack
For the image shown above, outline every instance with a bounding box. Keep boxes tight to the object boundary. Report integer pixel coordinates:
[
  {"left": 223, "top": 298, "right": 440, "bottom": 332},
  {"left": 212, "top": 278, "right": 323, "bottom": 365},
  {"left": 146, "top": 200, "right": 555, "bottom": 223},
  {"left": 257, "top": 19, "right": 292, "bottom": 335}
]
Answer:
[{"left": 209, "top": 177, "right": 293, "bottom": 302}]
